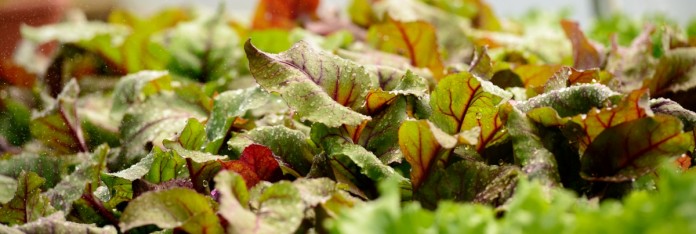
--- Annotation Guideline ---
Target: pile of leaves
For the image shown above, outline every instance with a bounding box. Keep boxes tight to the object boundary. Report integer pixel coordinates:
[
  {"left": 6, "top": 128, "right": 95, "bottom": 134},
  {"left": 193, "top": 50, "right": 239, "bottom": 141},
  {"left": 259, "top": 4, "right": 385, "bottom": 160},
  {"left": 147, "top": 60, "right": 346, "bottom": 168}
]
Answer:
[{"left": 2, "top": 0, "right": 696, "bottom": 233}]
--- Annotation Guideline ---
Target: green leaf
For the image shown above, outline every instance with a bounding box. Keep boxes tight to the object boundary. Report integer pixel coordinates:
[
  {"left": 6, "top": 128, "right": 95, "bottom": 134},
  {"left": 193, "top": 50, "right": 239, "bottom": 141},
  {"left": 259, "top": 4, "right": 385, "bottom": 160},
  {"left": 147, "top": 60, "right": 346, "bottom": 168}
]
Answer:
[
  {"left": 21, "top": 20, "right": 128, "bottom": 45},
  {"left": 0, "top": 171, "right": 56, "bottom": 225},
  {"left": 110, "top": 71, "right": 172, "bottom": 121},
  {"left": 0, "top": 153, "right": 80, "bottom": 190},
  {"left": 0, "top": 97, "right": 32, "bottom": 146},
  {"left": 514, "top": 83, "right": 618, "bottom": 117},
  {"left": 119, "top": 188, "right": 222, "bottom": 232},
  {"left": 468, "top": 45, "right": 494, "bottom": 80},
  {"left": 143, "top": 148, "right": 188, "bottom": 184},
  {"left": 165, "top": 8, "right": 242, "bottom": 82},
  {"left": 245, "top": 40, "right": 374, "bottom": 127},
  {"left": 504, "top": 104, "right": 561, "bottom": 187},
  {"left": 429, "top": 72, "right": 511, "bottom": 152},
  {"left": 367, "top": 17, "right": 446, "bottom": 79},
  {"left": 581, "top": 115, "right": 693, "bottom": 182},
  {"left": 215, "top": 171, "right": 304, "bottom": 234},
  {"left": 0, "top": 211, "right": 117, "bottom": 234},
  {"left": 643, "top": 48, "right": 696, "bottom": 96},
  {"left": 206, "top": 87, "right": 276, "bottom": 143},
  {"left": 117, "top": 94, "right": 207, "bottom": 169},
  {"left": 30, "top": 79, "right": 88, "bottom": 154},
  {"left": 248, "top": 29, "right": 293, "bottom": 53},
  {"left": 358, "top": 97, "right": 408, "bottom": 164},
  {"left": 0, "top": 175, "right": 17, "bottom": 204},
  {"left": 178, "top": 118, "right": 206, "bottom": 150},
  {"left": 228, "top": 125, "right": 315, "bottom": 175},
  {"left": 44, "top": 145, "right": 109, "bottom": 213}
]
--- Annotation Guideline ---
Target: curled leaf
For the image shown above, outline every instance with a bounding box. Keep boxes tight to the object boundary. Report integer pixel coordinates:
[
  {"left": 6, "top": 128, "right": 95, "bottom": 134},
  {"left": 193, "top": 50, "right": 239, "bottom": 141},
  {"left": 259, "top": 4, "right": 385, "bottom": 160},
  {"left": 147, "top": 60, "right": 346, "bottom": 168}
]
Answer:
[
  {"left": 561, "top": 20, "right": 602, "bottom": 70},
  {"left": 220, "top": 144, "right": 283, "bottom": 188}
]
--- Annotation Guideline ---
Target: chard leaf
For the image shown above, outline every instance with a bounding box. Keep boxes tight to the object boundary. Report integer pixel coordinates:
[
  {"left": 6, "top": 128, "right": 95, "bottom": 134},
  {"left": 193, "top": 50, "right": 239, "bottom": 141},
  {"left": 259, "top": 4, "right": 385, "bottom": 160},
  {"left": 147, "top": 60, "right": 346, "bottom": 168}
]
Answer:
[
  {"left": 44, "top": 145, "right": 109, "bottom": 213},
  {"left": 220, "top": 144, "right": 283, "bottom": 188},
  {"left": 215, "top": 171, "right": 304, "bottom": 234},
  {"left": 526, "top": 107, "right": 568, "bottom": 127},
  {"left": 119, "top": 188, "right": 223, "bottom": 232},
  {"left": 0, "top": 153, "right": 80, "bottom": 189},
  {"left": 581, "top": 115, "right": 693, "bottom": 182},
  {"left": 0, "top": 211, "right": 117, "bottom": 234},
  {"left": 0, "top": 171, "right": 56, "bottom": 225},
  {"left": 228, "top": 125, "right": 315, "bottom": 175},
  {"left": 416, "top": 160, "right": 520, "bottom": 208},
  {"left": 561, "top": 20, "right": 602, "bottom": 70},
  {"left": 143, "top": 148, "right": 188, "bottom": 184},
  {"left": 178, "top": 118, "right": 206, "bottom": 150},
  {"left": 504, "top": 104, "right": 561, "bottom": 187},
  {"left": 512, "top": 64, "right": 562, "bottom": 97},
  {"left": 565, "top": 89, "right": 652, "bottom": 154},
  {"left": 30, "top": 79, "right": 88, "bottom": 154},
  {"left": 245, "top": 40, "right": 374, "bottom": 127},
  {"left": 165, "top": 142, "right": 224, "bottom": 193},
  {"left": 605, "top": 25, "right": 657, "bottom": 93},
  {"left": 0, "top": 175, "right": 16, "bottom": 203},
  {"left": 358, "top": 97, "right": 408, "bottom": 164},
  {"left": 110, "top": 71, "right": 172, "bottom": 121},
  {"left": 650, "top": 98, "right": 696, "bottom": 130},
  {"left": 515, "top": 83, "right": 619, "bottom": 117},
  {"left": 251, "top": 0, "right": 319, "bottom": 30},
  {"left": 165, "top": 8, "right": 242, "bottom": 83},
  {"left": 367, "top": 17, "right": 446, "bottom": 79},
  {"left": 544, "top": 67, "right": 600, "bottom": 92},
  {"left": 469, "top": 45, "right": 494, "bottom": 80},
  {"left": 117, "top": 94, "right": 207, "bottom": 169},
  {"left": 398, "top": 120, "right": 457, "bottom": 190},
  {"left": 206, "top": 87, "right": 276, "bottom": 143},
  {"left": 643, "top": 48, "right": 696, "bottom": 95},
  {"left": 429, "top": 72, "right": 511, "bottom": 152}
]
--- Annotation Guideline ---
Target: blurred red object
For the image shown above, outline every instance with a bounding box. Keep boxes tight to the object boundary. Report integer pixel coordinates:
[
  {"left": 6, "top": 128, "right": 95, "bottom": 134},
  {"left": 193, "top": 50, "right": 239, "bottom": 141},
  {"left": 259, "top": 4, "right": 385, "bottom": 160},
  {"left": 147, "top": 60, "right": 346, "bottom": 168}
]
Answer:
[{"left": 0, "top": 0, "right": 69, "bottom": 60}]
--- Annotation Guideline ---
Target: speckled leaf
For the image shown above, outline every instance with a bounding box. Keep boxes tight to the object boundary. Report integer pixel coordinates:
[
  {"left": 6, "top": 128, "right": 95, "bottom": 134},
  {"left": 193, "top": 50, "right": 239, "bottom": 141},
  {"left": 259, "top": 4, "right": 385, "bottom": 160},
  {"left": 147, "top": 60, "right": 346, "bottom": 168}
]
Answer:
[
  {"left": 0, "top": 211, "right": 117, "bottom": 234},
  {"left": 429, "top": 72, "right": 511, "bottom": 152},
  {"left": 515, "top": 83, "right": 619, "bottom": 117},
  {"left": 581, "top": 115, "right": 693, "bottom": 182},
  {"left": 0, "top": 171, "right": 56, "bottom": 225},
  {"left": 206, "top": 87, "right": 276, "bottom": 142},
  {"left": 245, "top": 40, "right": 374, "bottom": 127},
  {"left": 216, "top": 171, "right": 304, "bottom": 234},
  {"left": 544, "top": 67, "right": 600, "bottom": 93},
  {"left": 228, "top": 125, "right": 315, "bottom": 175},
  {"left": 110, "top": 71, "right": 171, "bottom": 121},
  {"left": 0, "top": 175, "right": 16, "bottom": 204},
  {"left": 178, "top": 118, "right": 206, "bottom": 150},
  {"left": 165, "top": 141, "right": 224, "bottom": 193},
  {"left": 469, "top": 46, "right": 494, "bottom": 80},
  {"left": 642, "top": 48, "right": 696, "bottom": 96},
  {"left": 504, "top": 104, "right": 561, "bottom": 187},
  {"left": 117, "top": 94, "right": 207, "bottom": 169},
  {"left": 358, "top": 97, "right": 408, "bottom": 164},
  {"left": 119, "top": 188, "right": 222, "bottom": 232},
  {"left": 398, "top": 120, "right": 456, "bottom": 190},
  {"left": 565, "top": 89, "right": 652, "bottom": 154},
  {"left": 0, "top": 153, "right": 80, "bottom": 190},
  {"left": 561, "top": 20, "right": 602, "bottom": 70},
  {"left": 30, "top": 79, "right": 88, "bottom": 154},
  {"left": 220, "top": 144, "right": 283, "bottom": 188},
  {"left": 415, "top": 160, "right": 520, "bottom": 208},
  {"left": 650, "top": 98, "right": 696, "bottom": 131},
  {"left": 367, "top": 17, "right": 446, "bottom": 79},
  {"left": 44, "top": 145, "right": 109, "bottom": 213}
]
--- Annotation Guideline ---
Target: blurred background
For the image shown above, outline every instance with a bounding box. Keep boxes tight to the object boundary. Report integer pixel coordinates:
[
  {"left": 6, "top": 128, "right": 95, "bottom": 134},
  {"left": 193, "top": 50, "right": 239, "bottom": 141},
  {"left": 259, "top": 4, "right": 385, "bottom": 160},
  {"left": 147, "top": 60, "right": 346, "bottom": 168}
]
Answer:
[{"left": 0, "top": 0, "right": 694, "bottom": 60}]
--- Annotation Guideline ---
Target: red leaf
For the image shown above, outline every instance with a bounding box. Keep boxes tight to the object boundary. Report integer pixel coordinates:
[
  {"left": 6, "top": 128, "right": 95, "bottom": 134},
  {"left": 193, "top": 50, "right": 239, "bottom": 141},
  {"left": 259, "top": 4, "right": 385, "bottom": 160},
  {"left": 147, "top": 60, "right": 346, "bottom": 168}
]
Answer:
[
  {"left": 561, "top": 20, "right": 602, "bottom": 70},
  {"left": 219, "top": 144, "right": 282, "bottom": 188},
  {"left": 251, "top": 0, "right": 320, "bottom": 30}
]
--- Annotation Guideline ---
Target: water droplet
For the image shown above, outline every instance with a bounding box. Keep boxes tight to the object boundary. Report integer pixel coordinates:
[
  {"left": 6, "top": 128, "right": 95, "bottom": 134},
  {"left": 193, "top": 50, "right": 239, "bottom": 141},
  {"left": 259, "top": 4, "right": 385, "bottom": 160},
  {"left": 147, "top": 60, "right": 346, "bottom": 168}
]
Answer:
[{"left": 202, "top": 180, "right": 209, "bottom": 188}]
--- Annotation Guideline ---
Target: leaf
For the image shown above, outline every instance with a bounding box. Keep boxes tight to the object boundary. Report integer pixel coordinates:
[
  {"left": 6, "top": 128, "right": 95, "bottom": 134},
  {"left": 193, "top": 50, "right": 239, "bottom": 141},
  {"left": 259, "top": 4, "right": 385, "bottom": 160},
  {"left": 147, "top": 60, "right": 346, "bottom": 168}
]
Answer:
[
  {"left": 117, "top": 94, "right": 207, "bottom": 169},
  {"left": 469, "top": 45, "right": 494, "bottom": 80},
  {"left": 561, "top": 20, "right": 602, "bottom": 70},
  {"left": 215, "top": 171, "right": 305, "bottom": 234},
  {"left": 44, "top": 145, "right": 109, "bottom": 213},
  {"left": 565, "top": 89, "right": 652, "bottom": 154},
  {"left": 642, "top": 48, "right": 696, "bottom": 96},
  {"left": 0, "top": 175, "right": 17, "bottom": 204},
  {"left": 513, "top": 64, "right": 562, "bottom": 97},
  {"left": 398, "top": 120, "right": 457, "bottom": 190},
  {"left": 515, "top": 83, "right": 619, "bottom": 117},
  {"left": 245, "top": 40, "right": 374, "bottom": 127},
  {"left": 178, "top": 118, "right": 206, "bottom": 150},
  {"left": 251, "top": 0, "right": 319, "bottom": 30},
  {"left": 0, "top": 96, "right": 32, "bottom": 147},
  {"left": 650, "top": 98, "right": 696, "bottom": 130},
  {"left": 0, "top": 211, "right": 117, "bottom": 234},
  {"left": 544, "top": 66, "right": 601, "bottom": 93},
  {"left": 504, "top": 104, "right": 561, "bottom": 187},
  {"left": 206, "top": 87, "right": 276, "bottom": 143},
  {"left": 605, "top": 25, "right": 657, "bottom": 92},
  {"left": 429, "top": 72, "right": 511, "bottom": 152},
  {"left": 30, "top": 79, "right": 88, "bottom": 154},
  {"left": 581, "top": 115, "right": 693, "bottom": 182},
  {"left": 0, "top": 171, "right": 56, "bottom": 225},
  {"left": 119, "top": 188, "right": 222, "bottom": 232},
  {"left": 165, "top": 9, "right": 243, "bottom": 82},
  {"left": 143, "top": 148, "right": 188, "bottom": 184},
  {"left": 220, "top": 144, "right": 283, "bottom": 188},
  {"left": 358, "top": 97, "right": 408, "bottom": 164},
  {"left": 367, "top": 17, "right": 446, "bottom": 79},
  {"left": 110, "top": 71, "right": 172, "bottom": 121},
  {"left": 228, "top": 125, "right": 315, "bottom": 175},
  {"left": 0, "top": 153, "right": 80, "bottom": 190}
]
